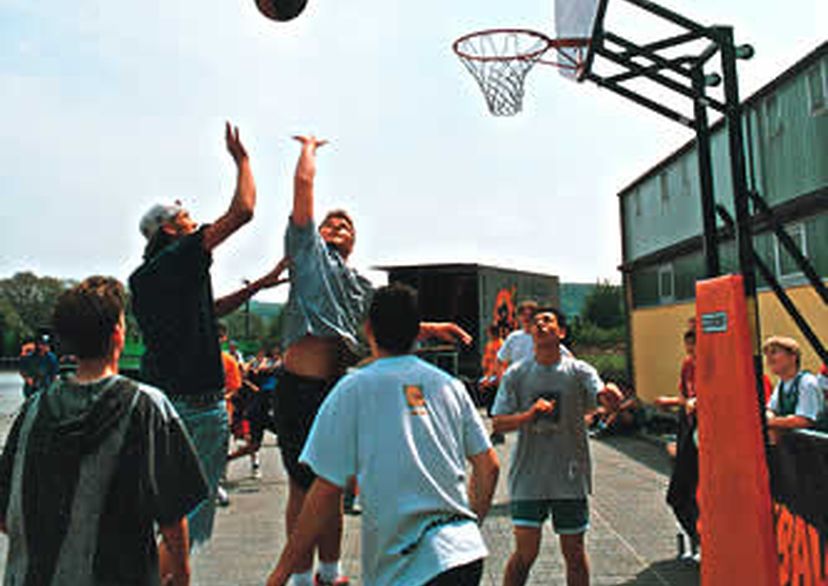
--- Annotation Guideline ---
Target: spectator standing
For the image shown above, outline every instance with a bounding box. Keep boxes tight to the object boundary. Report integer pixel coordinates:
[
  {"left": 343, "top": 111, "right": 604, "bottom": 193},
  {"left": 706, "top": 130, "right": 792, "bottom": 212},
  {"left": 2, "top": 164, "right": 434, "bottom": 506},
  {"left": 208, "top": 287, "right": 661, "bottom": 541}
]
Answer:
[
  {"left": 764, "top": 336, "right": 825, "bottom": 441},
  {"left": 19, "top": 335, "right": 59, "bottom": 398}
]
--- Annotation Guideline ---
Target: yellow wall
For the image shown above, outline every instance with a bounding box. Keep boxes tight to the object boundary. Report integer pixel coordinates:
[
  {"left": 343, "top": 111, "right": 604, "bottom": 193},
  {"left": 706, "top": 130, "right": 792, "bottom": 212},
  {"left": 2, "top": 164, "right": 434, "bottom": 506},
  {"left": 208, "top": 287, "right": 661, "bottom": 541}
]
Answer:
[{"left": 631, "top": 284, "right": 828, "bottom": 404}]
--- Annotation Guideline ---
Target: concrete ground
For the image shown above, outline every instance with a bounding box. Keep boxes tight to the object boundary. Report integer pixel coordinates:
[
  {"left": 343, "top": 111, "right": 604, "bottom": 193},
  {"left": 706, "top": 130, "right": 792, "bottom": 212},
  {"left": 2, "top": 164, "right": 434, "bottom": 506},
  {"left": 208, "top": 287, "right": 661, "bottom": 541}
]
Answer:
[
  {"left": 0, "top": 372, "right": 699, "bottom": 585},
  {"left": 195, "top": 433, "right": 699, "bottom": 586}
]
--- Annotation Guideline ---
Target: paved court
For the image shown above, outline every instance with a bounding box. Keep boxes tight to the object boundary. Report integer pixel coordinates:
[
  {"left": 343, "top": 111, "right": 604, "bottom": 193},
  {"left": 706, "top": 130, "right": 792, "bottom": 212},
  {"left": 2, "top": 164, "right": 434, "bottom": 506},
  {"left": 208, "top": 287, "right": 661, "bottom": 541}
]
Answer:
[
  {"left": 0, "top": 371, "right": 698, "bottom": 585},
  {"left": 194, "top": 432, "right": 699, "bottom": 586}
]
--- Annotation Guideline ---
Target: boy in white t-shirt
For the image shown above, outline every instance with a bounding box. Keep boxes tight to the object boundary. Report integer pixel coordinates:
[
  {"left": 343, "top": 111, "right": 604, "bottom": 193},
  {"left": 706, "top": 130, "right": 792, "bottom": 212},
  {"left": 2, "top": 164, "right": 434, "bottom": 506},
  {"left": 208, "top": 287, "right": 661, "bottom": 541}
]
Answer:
[{"left": 267, "top": 284, "right": 500, "bottom": 586}]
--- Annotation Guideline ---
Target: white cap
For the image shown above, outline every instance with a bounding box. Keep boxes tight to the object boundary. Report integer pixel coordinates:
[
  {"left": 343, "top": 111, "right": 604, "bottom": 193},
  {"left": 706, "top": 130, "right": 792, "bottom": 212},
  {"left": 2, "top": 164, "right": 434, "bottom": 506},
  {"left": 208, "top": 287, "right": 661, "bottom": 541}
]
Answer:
[{"left": 139, "top": 203, "right": 183, "bottom": 240}]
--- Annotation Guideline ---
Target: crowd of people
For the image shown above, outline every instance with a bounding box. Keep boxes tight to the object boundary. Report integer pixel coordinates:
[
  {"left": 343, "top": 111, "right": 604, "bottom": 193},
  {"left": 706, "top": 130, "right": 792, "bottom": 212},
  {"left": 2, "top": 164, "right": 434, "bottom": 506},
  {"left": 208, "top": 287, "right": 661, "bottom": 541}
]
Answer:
[{"left": 2, "top": 123, "right": 825, "bottom": 586}]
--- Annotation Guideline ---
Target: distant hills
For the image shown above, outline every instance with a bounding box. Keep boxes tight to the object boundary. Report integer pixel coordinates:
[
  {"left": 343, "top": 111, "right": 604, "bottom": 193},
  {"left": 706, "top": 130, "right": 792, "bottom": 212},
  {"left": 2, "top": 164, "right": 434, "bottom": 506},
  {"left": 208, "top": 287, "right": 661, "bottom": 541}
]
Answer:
[
  {"left": 248, "top": 301, "right": 283, "bottom": 322},
  {"left": 560, "top": 283, "right": 597, "bottom": 319}
]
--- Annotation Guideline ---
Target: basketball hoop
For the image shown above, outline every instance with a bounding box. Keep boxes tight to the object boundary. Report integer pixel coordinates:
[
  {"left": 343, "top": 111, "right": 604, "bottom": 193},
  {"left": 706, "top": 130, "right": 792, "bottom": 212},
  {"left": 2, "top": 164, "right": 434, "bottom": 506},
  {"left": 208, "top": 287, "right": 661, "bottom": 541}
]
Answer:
[{"left": 453, "top": 29, "right": 589, "bottom": 116}]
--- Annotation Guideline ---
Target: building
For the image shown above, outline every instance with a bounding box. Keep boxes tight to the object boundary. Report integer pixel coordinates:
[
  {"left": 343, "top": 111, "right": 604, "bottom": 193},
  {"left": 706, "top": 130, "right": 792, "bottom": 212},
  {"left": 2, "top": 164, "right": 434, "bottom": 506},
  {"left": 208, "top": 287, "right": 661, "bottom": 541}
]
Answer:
[
  {"left": 378, "top": 263, "right": 559, "bottom": 379},
  {"left": 619, "top": 42, "right": 828, "bottom": 404}
]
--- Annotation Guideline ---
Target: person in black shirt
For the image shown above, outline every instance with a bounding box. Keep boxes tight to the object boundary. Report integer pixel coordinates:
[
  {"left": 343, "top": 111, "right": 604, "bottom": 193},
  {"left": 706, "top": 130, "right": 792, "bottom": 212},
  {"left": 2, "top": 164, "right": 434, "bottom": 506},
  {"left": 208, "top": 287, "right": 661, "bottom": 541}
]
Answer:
[{"left": 130, "top": 122, "right": 289, "bottom": 548}]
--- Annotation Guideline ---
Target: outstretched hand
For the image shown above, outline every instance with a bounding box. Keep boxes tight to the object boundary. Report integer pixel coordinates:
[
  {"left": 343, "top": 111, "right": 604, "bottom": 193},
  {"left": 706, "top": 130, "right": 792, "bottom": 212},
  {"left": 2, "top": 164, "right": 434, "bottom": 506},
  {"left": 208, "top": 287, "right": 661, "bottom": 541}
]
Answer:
[
  {"left": 226, "top": 122, "right": 249, "bottom": 164},
  {"left": 421, "top": 322, "right": 473, "bottom": 346},
  {"left": 258, "top": 257, "right": 292, "bottom": 289},
  {"left": 292, "top": 135, "right": 329, "bottom": 153}
]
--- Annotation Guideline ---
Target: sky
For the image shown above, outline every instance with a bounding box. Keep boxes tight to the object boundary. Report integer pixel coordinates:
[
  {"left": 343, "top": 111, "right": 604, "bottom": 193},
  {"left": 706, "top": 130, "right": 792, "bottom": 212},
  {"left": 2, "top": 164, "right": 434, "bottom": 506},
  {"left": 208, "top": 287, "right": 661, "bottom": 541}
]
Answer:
[{"left": 0, "top": 0, "right": 824, "bottom": 303}]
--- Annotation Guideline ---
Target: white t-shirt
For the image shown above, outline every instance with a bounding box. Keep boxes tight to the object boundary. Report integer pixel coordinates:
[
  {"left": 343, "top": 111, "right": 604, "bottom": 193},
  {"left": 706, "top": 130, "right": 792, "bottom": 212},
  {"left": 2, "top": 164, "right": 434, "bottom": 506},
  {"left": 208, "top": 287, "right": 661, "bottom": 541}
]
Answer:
[
  {"left": 300, "top": 355, "right": 491, "bottom": 586},
  {"left": 767, "top": 372, "right": 824, "bottom": 422},
  {"left": 497, "top": 330, "right": 573, "bottom": 365}
]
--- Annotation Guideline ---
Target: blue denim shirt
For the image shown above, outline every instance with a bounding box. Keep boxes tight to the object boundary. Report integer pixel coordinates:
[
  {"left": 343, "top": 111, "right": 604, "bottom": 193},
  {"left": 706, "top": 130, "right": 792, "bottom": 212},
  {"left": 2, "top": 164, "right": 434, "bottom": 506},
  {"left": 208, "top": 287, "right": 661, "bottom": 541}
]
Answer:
[{"left": 282, "top": 219, "right": 374, "bottom": 352}]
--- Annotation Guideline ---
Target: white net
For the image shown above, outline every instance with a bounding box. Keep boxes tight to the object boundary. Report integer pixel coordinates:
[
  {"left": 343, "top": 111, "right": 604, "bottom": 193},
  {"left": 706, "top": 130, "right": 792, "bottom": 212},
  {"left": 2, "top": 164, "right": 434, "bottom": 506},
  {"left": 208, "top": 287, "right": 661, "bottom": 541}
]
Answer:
[{"left": 454, "top": 30, "right": 552, "bottom": 116}]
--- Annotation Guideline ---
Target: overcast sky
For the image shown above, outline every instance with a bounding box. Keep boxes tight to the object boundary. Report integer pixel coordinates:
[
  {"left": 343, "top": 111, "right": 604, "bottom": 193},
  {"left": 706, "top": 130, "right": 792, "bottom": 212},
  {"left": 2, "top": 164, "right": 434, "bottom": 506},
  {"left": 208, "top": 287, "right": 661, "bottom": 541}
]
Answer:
[{"left": 0, "top": 0, "right": 824, "bottom": 302}]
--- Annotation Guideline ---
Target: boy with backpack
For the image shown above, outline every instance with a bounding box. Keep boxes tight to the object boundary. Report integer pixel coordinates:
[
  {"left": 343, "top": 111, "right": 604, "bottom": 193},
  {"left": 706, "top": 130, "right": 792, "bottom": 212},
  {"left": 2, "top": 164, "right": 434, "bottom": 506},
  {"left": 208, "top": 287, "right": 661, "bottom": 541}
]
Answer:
[{"left": 763, "top": 336, "right": 826, "bottom": 442}]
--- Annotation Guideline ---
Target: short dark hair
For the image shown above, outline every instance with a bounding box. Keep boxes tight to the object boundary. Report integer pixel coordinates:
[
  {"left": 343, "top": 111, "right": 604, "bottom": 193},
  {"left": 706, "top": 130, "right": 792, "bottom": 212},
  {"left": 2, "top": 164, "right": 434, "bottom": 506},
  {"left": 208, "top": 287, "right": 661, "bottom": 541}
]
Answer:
[
  {"left": 517, "top": 300, "right": 539, "bottom": 314},
  {"left": 369, "top": 284, "right": 420, "bottom": 355},
  {"left": 684, "top": 329, "right": 696, "bottom": 344},
  {"left": 217, "top": 322, "right": 229, "bottom": 338},
  {"left": 53, "top": 276, "right": 126, "bottom": 360}
]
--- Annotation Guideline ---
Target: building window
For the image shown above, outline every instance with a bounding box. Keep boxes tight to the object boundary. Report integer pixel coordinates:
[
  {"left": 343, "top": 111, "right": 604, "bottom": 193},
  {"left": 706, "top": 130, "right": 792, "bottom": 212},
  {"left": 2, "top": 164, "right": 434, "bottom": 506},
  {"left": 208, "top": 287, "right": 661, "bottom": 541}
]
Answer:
[
  {"left": 634, "top": 190, "right": 642, "bottom": 217},
  {"left": 806, "top": 62, "right": 827, "bottom": 115},
  {"left": 659, "top": 171, "right": 669, "bottom": 214},
  {"left": 764, "top": 94, "right": 783, "bottom": 138},
  {"left": 774, "top": 222, "right": 808, "bottom": 279},
  {"left": 658, "top": 264, "right": 674, "bottom": 303},
  {"left": 679, "top": 158, "right": 692, "bottom": 197}
]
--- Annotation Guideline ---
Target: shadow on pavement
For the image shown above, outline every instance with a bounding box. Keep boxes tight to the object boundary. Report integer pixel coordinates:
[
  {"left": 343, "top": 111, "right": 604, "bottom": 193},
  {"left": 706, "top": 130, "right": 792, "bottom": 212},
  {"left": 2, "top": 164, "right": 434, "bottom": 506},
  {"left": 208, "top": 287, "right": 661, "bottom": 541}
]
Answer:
[
  {"left": 619, "top": 558, "right": 699, "bottom": 586},
  {"left": 594, "top": 435, "right": 674, "bottom": 477}
]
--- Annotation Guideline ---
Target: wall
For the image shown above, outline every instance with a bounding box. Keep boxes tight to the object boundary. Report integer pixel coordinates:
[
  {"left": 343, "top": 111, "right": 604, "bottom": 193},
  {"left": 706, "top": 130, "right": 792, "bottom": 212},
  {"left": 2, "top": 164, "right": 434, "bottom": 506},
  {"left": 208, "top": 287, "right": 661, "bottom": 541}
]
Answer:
[
  {"left": 631, "top": 284, "right": 828, "bottom": 404},
  {"left": 621, "top": 46, "right": 828, "bottom": 263}
]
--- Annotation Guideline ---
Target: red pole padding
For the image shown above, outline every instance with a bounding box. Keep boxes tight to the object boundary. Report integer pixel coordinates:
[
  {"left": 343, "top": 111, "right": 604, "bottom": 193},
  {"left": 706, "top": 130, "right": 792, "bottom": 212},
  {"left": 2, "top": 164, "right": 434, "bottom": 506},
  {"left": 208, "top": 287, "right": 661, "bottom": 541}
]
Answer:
[{"left": 695, "top": 275, "right": 778, "bottom": 586}]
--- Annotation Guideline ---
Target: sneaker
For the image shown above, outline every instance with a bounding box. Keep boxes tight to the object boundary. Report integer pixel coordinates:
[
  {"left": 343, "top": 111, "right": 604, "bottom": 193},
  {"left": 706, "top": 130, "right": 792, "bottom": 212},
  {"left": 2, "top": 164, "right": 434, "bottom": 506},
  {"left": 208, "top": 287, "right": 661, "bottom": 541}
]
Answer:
[
  {"left": 216, "top": 486, "right": 231, "bottom": 507},
  {"left": 314, "top": 574, "right": 350, "bottom": 586},
  {"left": 251, "top": 462, "right": 262, "bottom": 479}
]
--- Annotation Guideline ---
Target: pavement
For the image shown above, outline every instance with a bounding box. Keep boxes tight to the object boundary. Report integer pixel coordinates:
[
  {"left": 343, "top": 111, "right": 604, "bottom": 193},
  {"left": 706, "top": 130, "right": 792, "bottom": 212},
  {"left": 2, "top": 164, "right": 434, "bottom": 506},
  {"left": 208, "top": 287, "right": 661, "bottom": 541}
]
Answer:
[{"left": 0, "top": 371, "right": 699, "bottom": 585}]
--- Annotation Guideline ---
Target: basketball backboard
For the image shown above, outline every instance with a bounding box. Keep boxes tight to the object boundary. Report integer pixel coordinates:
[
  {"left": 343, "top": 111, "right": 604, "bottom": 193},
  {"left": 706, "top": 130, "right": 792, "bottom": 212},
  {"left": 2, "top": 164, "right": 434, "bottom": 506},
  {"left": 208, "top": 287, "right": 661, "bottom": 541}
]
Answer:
[{"left": 554, "top": 0, "right": 608, "bottom": 80}]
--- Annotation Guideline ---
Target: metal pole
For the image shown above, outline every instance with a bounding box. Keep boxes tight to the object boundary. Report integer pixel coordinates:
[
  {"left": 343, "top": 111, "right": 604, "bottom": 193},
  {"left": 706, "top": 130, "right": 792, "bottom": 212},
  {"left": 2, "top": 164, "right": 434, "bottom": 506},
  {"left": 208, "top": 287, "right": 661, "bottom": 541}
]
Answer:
[
  {"left": 692, "top": 66, "right": 720, "bottom": 278},
  {"left": 719, "top": 27, "right": 768, "bottom": 441}
]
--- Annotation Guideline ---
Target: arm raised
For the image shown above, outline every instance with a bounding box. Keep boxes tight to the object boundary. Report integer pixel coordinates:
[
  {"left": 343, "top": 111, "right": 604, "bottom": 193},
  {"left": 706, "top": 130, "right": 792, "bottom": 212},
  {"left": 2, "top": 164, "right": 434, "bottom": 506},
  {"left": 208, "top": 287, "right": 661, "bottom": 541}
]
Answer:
[
  {"left": 202, "top": 122, "right": 257, "bottom": 252},
  {"left": 214, "top": 257, "right": 291, "bottom": 318},
  {"left": 291, "top": 135, "right": 328, "bottom": 228}
]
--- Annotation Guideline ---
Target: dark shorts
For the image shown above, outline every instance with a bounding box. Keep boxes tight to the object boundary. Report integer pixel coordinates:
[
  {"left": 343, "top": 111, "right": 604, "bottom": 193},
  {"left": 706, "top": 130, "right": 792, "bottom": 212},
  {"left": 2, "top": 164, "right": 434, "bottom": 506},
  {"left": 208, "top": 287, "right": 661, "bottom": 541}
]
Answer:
[
  {"left": 510, "top": 498, "right": 590, "bottom": 535},
  {"left": 274, "top": 371, "right": 337, "bottom": 490},
  {"left": 423, "top": 559, "right": 484, "bottom": 586}
]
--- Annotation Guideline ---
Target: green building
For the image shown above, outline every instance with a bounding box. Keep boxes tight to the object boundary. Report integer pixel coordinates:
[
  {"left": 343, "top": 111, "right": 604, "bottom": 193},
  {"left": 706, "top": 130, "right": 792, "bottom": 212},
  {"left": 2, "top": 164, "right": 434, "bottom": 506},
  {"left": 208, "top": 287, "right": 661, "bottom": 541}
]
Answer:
[{"left": 618, "top": 41, "right": 828, "bottom": 403}]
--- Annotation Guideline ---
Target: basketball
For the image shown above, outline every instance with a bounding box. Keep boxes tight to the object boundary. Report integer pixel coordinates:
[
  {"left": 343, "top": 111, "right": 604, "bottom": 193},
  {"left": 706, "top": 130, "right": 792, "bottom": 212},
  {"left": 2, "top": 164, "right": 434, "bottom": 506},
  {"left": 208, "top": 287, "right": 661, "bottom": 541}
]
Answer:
[{"left": 255, "top": 0, "right": 308, "bottom": 22}]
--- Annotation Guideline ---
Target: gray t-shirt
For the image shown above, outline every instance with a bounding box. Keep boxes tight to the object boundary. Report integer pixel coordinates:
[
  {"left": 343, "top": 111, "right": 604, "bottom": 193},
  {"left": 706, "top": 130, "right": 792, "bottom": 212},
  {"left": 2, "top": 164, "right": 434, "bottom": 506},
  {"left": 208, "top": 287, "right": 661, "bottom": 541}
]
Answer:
[
  {"left": 492, "top": 355, "right": 603, "bottom": 500},
  {"left": 281, "top": 218, "right": 374, "bottom": 352}
]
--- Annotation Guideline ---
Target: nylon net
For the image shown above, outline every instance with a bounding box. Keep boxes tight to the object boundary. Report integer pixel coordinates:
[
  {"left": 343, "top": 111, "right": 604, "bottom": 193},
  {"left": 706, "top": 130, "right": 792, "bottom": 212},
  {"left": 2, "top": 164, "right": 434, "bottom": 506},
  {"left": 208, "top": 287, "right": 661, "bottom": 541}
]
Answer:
[{"left": 454, "top": 30, "right": 552, "bottom": 116}]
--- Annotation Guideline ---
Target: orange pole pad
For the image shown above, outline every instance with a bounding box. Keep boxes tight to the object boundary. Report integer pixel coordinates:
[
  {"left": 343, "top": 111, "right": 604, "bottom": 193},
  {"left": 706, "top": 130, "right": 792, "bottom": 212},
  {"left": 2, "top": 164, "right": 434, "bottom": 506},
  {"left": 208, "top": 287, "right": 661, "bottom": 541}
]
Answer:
[{"left": 695, "top": 275, "right": 778, "bottom": 586}]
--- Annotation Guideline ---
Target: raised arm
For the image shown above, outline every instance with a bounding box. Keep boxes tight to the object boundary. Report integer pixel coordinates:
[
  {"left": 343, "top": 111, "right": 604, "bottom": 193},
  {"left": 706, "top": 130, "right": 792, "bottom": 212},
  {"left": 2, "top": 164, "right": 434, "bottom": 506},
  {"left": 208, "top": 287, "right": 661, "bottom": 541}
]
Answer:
[
  {"left": 291, "top": 135, "right": 328, "bottom": 227},
  {"left": 418, "top": 322, "right": 473, "bottom": 346},
  {"left": 214, "top": 257, "right": 291, "bottom": 318},
  {"left": 202, "top": 122, "right": 257, "bottom": 252}
]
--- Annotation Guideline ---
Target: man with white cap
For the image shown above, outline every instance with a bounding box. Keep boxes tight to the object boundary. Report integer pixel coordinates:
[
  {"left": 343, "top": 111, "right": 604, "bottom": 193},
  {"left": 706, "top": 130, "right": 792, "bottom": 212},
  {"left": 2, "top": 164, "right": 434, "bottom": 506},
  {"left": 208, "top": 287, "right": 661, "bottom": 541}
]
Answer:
[{"left": 129, "top": 122, "right": 289, "bottom": 550}]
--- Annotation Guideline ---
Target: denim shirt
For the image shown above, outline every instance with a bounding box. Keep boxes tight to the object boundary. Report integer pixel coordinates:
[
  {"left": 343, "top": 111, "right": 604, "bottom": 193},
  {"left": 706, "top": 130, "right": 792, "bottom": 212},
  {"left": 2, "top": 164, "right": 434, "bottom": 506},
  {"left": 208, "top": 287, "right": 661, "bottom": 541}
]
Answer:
[{"left": 281, "top": 219, "right": 374, "bottom": 352}]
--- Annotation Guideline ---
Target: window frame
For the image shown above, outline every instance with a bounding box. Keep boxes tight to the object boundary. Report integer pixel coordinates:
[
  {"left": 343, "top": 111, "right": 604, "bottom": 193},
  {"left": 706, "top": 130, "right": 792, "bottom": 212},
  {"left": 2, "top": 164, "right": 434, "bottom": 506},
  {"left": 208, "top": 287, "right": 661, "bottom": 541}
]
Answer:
[
  {"left": 806, "top": 60, "right": 827, "bottom": 116},
  {"left": 764, "top": 93, "right": 783, "bottom": 139},
  {"left": 773, "top": 222, "right": 808, "bottom": 280},
  {"left": 658, "top": 263, "right": 675, "bottom": 304}
]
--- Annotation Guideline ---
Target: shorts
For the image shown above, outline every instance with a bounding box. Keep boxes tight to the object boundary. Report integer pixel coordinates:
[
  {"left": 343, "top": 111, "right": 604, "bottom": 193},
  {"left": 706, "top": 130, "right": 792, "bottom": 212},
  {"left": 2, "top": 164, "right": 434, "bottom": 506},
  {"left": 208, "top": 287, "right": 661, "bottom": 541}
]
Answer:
[
  {"left": 423, "top": 559, "right": 484, "bottom": 586},
  {"left": 170, "top": 395, "right": 229, "bottom": 548},
  {"left": 274, "top": 371, "right": 336, "bottom": 490},
  {"left": 510, "top": 498, "right": 590, "bottom": 535}
]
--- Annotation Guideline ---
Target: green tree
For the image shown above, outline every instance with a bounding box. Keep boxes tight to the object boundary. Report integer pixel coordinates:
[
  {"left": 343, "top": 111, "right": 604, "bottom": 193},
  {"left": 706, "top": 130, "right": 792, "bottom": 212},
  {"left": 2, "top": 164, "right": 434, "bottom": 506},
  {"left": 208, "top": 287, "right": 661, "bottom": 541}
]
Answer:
[
  {"left": 582, "top": 280, "right": 625, "bottom": 329},
  {"left": 0, "top": 272, "right": 73, "bottom": 354}
]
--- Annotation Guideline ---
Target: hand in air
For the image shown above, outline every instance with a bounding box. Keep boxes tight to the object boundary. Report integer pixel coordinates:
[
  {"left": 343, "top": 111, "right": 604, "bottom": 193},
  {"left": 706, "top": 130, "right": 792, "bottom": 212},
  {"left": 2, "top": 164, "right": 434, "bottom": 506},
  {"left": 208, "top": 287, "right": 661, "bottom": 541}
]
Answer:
[
  {"left": 292, "top": 135, "right": 329, "bottom": 153},
  {"left": 225, "top": 122, "right": 249, "bottom": 164},
  {"left": 259, "top": 257, "right": 292, "bottom": 289},
  {"left": 427, "top": 322, "right": 473, "bottom": 346}
]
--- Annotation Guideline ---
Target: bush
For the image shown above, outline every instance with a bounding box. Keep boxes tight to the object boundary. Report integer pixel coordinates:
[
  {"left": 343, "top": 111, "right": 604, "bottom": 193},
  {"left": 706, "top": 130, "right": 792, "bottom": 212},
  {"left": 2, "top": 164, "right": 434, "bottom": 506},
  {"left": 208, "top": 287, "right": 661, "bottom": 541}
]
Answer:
[
  {"left": 568, "top": 318, "right": 626, "bottom": 349},
  {"left": 582, "top": 280, "right": 625, "bottom": 329}
]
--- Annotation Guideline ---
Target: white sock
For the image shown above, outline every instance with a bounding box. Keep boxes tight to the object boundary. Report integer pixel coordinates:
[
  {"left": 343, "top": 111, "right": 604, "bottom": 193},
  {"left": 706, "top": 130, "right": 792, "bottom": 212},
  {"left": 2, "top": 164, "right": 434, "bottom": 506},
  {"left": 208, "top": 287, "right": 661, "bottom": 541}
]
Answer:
[
  {"left": 291, "top": 571, "right": 314, "bottom": 586},
  {"left": 318, "top": 561, "right": 341, "bottom": 582}
]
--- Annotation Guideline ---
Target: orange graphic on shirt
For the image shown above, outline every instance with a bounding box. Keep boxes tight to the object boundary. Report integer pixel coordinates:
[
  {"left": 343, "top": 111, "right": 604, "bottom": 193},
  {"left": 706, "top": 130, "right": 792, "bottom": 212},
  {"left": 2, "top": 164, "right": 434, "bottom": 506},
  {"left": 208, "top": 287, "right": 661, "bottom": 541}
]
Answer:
[{"left": 404, "top": 385, "right": 427, "bottom": 415}]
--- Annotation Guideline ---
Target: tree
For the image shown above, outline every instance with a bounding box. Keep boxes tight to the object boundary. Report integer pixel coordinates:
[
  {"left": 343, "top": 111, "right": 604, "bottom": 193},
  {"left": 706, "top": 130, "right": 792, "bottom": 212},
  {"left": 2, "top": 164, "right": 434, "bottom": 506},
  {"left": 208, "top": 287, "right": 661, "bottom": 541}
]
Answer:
[
  {"left": 582, "top": 280, "right": 625, "bottom": 329},
  {"left": 0, "top": 272, "right": 73, "bottom": 354}
]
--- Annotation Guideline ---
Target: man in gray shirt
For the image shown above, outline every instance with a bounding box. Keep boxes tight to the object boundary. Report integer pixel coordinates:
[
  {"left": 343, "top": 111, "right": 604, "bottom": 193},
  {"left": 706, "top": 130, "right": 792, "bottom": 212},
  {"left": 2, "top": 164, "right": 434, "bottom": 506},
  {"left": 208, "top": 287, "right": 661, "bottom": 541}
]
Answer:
[{"left": 492, "top": 307, "right": 605, "bottom": 586}]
